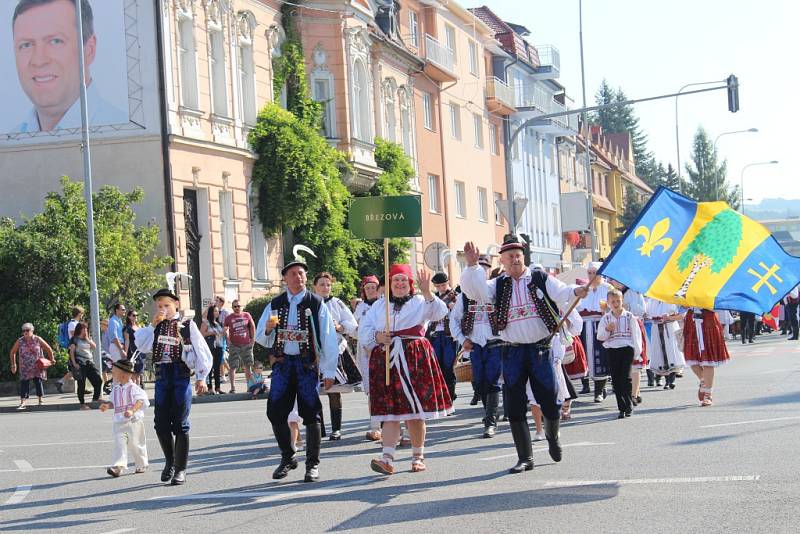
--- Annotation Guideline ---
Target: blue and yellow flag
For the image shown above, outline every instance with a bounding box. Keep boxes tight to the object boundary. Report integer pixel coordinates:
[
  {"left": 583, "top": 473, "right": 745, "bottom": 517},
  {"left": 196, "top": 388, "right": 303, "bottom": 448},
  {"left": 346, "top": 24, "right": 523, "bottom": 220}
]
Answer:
[{"left": 598, "top": 187, "right": 800, "bottom": 314}]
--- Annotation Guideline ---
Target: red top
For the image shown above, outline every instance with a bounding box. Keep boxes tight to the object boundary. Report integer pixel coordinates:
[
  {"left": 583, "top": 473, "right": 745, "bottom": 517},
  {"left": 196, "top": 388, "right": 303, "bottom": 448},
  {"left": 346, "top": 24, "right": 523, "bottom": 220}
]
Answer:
[{"left": 224, "top": 312, "right": 254, "bottom": 347}]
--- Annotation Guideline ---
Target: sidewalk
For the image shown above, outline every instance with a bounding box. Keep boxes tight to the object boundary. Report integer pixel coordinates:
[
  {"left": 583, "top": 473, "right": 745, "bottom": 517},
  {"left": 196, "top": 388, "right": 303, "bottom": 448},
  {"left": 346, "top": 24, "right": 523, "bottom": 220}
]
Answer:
[{"left": 0, "top": 374, "right": 261, "bottom": 414}]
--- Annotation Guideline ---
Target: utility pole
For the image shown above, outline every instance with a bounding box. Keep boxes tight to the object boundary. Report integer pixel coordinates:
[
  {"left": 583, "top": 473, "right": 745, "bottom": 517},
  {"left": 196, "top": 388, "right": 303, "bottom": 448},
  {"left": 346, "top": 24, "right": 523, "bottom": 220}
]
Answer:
[{"left": 578, "top": 0, "right": 597, "bottom": 261}]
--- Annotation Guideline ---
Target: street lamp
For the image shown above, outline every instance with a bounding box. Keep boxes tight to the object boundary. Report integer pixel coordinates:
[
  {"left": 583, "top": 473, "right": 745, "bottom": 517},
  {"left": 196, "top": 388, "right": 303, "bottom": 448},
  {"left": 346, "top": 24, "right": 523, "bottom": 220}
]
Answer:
[
  {"left": 675, "top": 79, "right": 727, "bottom": 193},
  {"left": 713, "top": 128, "right": 759, "bottom": 200},
  {"left": 740, "top": 160, "right": 779, "bottom": 216}
]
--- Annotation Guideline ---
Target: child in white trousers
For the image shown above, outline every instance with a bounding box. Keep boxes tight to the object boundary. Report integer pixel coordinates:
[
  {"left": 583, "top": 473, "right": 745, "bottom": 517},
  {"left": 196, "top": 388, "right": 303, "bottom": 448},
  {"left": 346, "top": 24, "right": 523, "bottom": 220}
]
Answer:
[{"left": 101, "top": 359, "right": 150, "bottom": 477}]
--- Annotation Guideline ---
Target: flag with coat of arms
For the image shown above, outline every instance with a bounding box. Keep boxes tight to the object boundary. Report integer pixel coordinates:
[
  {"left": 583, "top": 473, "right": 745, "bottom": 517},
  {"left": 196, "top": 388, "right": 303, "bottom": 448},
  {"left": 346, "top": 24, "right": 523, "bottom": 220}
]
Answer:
[{"left": 597, "top": 187, "right": 800, "bottom": 315}]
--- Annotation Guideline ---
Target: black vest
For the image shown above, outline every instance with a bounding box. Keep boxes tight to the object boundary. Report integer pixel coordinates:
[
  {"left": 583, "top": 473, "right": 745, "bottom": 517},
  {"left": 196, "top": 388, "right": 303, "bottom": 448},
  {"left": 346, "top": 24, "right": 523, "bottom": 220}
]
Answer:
[
  {"left": 490, "top": 270, "right": 560, "bottom": 336},
  {"left": 270, "top": 290, "right": 324, "bottom": 359},
  {"left": 151, "top": 318, "right": 191, "bottom": 376}
]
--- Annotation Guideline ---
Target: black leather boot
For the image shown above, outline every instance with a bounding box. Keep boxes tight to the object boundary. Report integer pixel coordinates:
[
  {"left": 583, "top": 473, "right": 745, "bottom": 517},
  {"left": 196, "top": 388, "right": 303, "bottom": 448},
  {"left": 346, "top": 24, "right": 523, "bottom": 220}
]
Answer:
[
  {"left": 544, "top": 417, "right": 562, "bottom": 463},
  {"left": 157, "top": 432, "right": 174, "bottom": 482},
  {"left": 482, "top": 391, "right": 500, "bottom": 438},
  {"left": 171, "top": 433, "right": 189, "bottom": 485},
  {"left": 272, "top": 422, "right": 298, "bottom": 479},
  {"left": 594, "top": 379, "right": 607, "bottom": 403},
  {"left": 304, "top": 423, "right": 322, "bottom": 482},
  {"left": 579, "top": 377, "right": 590, "bottom": 394},
  {"left": 508, "top": 420, "right": 533, "bottom": 473},
  {"left": 329, "top": 408, "right": 342, "bottom": 441}
]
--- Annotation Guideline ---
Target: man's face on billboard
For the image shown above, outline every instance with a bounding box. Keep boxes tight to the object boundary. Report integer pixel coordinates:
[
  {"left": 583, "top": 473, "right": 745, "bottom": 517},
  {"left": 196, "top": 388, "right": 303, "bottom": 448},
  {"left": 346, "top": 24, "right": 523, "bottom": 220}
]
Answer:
[{"left": 12, "top": 0, "right": 96, "bottom": 130}]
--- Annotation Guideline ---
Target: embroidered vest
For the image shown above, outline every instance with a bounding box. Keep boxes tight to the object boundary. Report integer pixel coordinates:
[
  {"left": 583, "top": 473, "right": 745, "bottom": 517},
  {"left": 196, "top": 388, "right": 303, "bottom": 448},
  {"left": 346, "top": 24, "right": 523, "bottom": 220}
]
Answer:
[
  {"left": 490, "top": 270, "right": 559, "bottom": 336},
  {"left": 460, "top": 292, "right": 478, "bottom": 337},
  {"left": 151, "top": 318, "right": 191, "bottom": 374},
  {"left": 427, "top": 289, "right": 457, "bottom": 337},
  {"left": 270, "top": 291, "right": 323, "bottom": 361}
]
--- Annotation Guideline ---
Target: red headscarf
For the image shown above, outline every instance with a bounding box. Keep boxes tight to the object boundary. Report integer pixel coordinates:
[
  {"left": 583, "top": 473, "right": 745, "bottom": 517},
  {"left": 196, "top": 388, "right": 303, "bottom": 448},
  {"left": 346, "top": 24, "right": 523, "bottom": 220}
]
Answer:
[
  {"left": 388, "top": 264, "right": 415, "bottom": 295},
  {"left": 360, "top": 275, "right": 380, "bottom": 301}
]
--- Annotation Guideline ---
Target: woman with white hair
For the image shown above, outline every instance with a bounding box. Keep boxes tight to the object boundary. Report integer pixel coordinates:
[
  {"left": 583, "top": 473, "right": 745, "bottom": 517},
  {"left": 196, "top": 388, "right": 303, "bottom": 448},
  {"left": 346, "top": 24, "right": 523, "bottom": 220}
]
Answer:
[{"left": 9, "top": 323, "right": 55, "bottom": 410}]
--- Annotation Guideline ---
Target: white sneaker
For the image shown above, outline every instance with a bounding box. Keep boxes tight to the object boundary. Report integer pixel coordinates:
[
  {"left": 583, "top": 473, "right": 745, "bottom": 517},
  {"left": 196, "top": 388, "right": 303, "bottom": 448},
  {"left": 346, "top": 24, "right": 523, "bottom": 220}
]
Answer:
[{"left": 533, "top": 431, "right": 546, "bottom": 442}]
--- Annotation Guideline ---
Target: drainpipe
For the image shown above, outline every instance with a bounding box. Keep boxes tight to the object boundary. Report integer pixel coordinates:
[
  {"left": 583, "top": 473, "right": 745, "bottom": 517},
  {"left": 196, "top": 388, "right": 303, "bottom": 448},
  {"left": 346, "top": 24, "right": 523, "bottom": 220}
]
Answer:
[{"left": 155, "top": 0, "right": 177, "bottom": 271}]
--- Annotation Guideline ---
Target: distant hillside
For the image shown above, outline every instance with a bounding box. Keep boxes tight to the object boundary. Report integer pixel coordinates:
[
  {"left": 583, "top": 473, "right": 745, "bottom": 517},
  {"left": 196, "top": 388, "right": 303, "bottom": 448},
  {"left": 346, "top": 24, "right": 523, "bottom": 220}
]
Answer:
[{"left": 744, "top": 198, "right": 800, "bottom": 221}]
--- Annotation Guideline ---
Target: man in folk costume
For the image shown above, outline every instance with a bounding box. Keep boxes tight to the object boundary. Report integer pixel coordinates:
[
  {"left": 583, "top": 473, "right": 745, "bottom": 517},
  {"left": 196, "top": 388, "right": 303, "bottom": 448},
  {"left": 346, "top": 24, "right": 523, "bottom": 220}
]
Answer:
[
  {"left": 255, "top": 260, "right": 339, "bottom": 482},
  {"left": 450, "top": 254, "right": 502, "bottom": 438},
  {"left": 577, "top": 262, "right": 614, "bottom": 402},
  {"left": 134, "top": 288, "right": 212, "bottom": 485},
  {"left": 461, "top": 237, "right": 589, "bottom": 473},
  {"left": 427, "top": 272, "right": 459, "bottom": 402}
]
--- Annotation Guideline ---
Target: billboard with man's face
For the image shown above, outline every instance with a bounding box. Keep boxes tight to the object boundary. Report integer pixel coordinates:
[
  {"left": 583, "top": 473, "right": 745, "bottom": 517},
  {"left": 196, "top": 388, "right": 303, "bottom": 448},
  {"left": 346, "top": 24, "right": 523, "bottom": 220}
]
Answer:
[{"left": 0, "top": 0, "right": 130, "bottom": 138}]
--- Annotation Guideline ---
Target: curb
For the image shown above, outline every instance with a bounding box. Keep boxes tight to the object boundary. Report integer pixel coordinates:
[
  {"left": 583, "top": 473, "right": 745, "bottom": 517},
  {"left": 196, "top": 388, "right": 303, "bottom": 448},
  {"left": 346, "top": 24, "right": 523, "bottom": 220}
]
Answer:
[{"left": 0, "top": 391, "right": 264, "bottom": 414}]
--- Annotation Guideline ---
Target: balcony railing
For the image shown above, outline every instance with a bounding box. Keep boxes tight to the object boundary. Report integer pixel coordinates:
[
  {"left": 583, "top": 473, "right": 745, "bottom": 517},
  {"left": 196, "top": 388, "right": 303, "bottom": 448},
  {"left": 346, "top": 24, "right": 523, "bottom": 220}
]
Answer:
[
  {"left": 535, "top": 45, "right": 560, "bottom": 72},
  {"left": 516, "top": 83, "right": 578, "bottom": 133},
  {"left": 424, "top": 34, "right": 455, "bottom": 74},
  {"left": 486, "top": 77, "right": 515, "bottom": 110}
]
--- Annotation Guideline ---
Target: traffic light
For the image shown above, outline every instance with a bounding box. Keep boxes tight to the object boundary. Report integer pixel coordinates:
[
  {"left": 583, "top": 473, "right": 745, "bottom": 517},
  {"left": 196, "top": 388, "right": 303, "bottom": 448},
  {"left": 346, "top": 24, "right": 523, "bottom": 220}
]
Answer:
[{"left": 727, "top": 74, "right": 739, "bottom": 113}]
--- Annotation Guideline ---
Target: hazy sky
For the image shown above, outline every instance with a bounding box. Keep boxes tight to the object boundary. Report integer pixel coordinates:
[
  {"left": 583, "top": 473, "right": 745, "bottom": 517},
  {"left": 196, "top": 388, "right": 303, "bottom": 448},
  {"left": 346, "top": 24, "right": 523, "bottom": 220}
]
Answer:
[{"left": 462, "top": 0, "right": 797, "bottom": 203}]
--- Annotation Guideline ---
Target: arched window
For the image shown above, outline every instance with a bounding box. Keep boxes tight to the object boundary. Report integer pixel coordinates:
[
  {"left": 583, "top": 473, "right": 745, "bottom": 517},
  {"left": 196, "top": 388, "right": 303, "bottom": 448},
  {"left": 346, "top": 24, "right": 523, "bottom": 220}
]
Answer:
[
  {"left": 352, "top": 60, "right": 370, "bottom": 141},
  {"left": 383, "top": 79, "right": 397, "bottom": 142},
  {"left": 207, "top": 1, "right": 229, "bottom": 116},
  {"left": 237, "top": 12, "right": 257, "bottom": 125},
  {"left": 176, "top": 2, "right": 198, "bottom": 109},
  {"left": 398, "top": 86, "right": 412, "bottom": 156}
]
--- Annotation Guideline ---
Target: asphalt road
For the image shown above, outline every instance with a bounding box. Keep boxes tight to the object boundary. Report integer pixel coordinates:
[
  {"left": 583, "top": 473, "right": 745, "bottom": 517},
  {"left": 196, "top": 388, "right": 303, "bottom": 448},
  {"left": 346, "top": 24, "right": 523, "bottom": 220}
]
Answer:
[{"left": 1, "top": 333, "right": 799, "bottom": 533}]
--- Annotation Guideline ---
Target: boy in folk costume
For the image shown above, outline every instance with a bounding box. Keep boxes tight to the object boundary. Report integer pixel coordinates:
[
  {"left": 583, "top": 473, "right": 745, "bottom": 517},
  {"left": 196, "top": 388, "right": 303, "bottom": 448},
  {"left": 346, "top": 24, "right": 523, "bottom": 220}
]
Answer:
[
  {"left": 577, "top": 262, "right": 614, "bottom": 402},
  {"left": 597, "top": 289, "right": 644, "bottom": 419},
  {"left": 450, "top": 254, "right": 502, "bottom": 438},
  {"left": 101, "top": 359, "right": 149, "bottom": 477},
  {"left": 254, "top": 260, "right": 339, "bottom": 483},
  {"left": 427, "top": 272, "right": 459, "bottom": 401},
  {"left": 460, "top": 237, "right": 589, "bottom": 474},
  {"left": 134, "top": 288, "right": 212, "bottom": 485}
]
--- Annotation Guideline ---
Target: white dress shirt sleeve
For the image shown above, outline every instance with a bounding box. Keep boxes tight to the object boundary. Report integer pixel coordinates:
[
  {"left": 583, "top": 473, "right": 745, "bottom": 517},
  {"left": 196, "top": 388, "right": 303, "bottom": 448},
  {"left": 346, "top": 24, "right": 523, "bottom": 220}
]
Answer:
[{"left": 449, "top": 296, "right": 467, "bottom": 346}]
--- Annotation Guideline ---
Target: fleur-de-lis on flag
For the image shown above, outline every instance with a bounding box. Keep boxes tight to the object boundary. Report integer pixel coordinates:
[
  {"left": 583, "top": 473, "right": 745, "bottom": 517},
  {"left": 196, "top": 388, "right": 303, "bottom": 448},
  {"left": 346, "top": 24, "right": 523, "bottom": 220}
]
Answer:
[{"left": 635, "top": 218, "right": 673, "bottom": 257}]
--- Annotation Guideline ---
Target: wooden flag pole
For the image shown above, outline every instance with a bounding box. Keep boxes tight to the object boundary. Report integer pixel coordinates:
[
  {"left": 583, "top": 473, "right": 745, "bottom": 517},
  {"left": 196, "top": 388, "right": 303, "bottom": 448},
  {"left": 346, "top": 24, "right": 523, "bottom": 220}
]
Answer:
[{"left": 384, "top": 238, "right": 391, "bottom": 386}]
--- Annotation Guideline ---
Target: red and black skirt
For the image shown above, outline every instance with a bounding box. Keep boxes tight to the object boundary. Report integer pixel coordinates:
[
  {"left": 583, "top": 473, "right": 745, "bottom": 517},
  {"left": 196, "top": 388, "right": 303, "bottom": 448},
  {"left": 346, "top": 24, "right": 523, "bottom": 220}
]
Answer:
[{"left": 683, "top": 309, "right": 730, "bottom": 367}]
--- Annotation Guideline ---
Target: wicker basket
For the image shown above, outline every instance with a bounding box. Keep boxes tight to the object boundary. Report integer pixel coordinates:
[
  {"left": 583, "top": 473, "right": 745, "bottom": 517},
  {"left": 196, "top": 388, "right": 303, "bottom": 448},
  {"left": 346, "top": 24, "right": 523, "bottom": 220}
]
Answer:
[{"left": 453, "top": 359, "right": 473, "bottom": 383}]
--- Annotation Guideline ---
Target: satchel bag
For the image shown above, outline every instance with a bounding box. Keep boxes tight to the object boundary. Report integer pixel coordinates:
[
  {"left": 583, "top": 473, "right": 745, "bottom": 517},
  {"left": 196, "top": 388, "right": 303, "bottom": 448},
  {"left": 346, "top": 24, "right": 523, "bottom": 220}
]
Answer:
[{"left": 35, "top": 357, "right": 53, "bottom": 371}]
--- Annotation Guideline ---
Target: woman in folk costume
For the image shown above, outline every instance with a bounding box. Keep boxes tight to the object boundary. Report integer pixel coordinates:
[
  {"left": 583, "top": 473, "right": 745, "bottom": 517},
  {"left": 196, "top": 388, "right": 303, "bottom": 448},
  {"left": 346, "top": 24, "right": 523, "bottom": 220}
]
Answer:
[
  {"left": 312, "top": 272, "right": 361, "bottom": 441},
  {"left": 645, "top": 297, "right": 685, "bottom": 392},
  {"left": 354, "top": 275, "right": 383, "bottom": 442},
  {"left": 577, "top": 262, "right": 613, "bottom": 402},
  {"left": 360, "top": 265, "right": 452, "bottom": 475},
  {"left": 563, "top": 279, "right": 589, "bottom": 403},
  {"left": 683, "top": 308, "right": 730, "bottom": 406}
]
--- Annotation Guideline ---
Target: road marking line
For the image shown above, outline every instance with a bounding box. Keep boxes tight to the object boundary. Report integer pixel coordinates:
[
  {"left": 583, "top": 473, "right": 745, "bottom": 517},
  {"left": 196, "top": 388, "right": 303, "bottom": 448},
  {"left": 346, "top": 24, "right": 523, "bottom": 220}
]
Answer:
[
  {"left": 3, "top": 485, "right": 31, "bottom": 505},
  {"left": 13, "top": 460, "right": 33, "bottom": 472},
  {"left": 0, "top": 435, "right": 233, "bottom": 449},
  {"left": 543, "top": 475, "right": 759, "bottom": 487},
  {"left": 479, "top": 442, "right": 614, "bottom": 461},
  {"left": 149, "top": 479, "right": 362, "bottom": 502},
  {"left": 98, "top": 529, "right": 136, "bottom": 534},
  {"left": 700, "top": 416, "right": 800, "bottom": 429}
]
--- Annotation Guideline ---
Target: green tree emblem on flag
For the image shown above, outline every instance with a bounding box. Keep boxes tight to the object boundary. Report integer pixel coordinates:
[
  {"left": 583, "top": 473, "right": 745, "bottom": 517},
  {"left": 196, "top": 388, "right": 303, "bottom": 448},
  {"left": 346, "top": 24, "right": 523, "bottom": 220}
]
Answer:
[{"left": 675, "top": 209, "right": 743, "bottom": 299}]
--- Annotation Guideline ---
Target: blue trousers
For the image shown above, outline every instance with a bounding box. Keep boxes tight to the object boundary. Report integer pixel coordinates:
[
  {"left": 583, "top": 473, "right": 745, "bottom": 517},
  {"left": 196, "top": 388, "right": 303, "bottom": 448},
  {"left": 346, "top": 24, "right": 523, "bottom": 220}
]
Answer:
[
  {"left": 503, "top": 343, "right": 560, "bottom": 422},
  {"left": 430, "top": 332, "right": 457, "bottom": 398},
  {"left": 267, "top": 356, "right": 321, "bottom": 426},
  {"left": 154, "top": 363, "right": 192, "bottom": 435},
  {"left": 470, "top": 343, "right": 502, "bottom": 395}
]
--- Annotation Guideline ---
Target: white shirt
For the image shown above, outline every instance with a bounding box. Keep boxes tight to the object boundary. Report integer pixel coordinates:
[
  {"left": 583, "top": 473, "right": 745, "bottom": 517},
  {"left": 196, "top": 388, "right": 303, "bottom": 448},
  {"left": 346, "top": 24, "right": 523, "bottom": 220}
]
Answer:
[
  {"left": 359, "top": 295, "right": 447, "bottom": 352},
  {"left": 109, "top": 381, "right": 149, "bottom": 423},
  {"left": 645, "top": 298, "right": 681, "bottom": 321},
  {"left": 623, "top": 289, "right": 646, "bottom": 317},
  {"left": 354, "top": 300, "right": 375, "bottom": 325},
  {"left": 578, "top": 283, "right": 612, "bottom": 314},
  {"left": 449, "top": 293, "right": 497, "bottom": 347},
  {"left": 324, "top": 296, "right": 358, "bottom": 354},
  {"left": 460, "top": 265, "right": 579, "bottom": 345},
  {"left": 134, "top": 314, "right": 212, "bottom": 383},
  {"left": 597, "top": 310, "right": 643, "bottom": 356}
]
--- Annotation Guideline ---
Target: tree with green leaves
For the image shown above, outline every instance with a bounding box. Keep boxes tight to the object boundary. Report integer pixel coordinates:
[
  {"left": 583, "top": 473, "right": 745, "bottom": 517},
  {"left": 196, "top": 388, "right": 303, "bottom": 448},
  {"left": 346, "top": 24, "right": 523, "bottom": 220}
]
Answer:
[
  {"left": 675, "top": 209, "right": 743, "bottom": 299},
  {"left": 0, "top": 178, "right": 171, "bottom": 380},
  {"left": 684, "top": 127, "right": 739, "bottom": 208},
  {"left": 617, "top": 185, "right": 644, "bottom": 239}
]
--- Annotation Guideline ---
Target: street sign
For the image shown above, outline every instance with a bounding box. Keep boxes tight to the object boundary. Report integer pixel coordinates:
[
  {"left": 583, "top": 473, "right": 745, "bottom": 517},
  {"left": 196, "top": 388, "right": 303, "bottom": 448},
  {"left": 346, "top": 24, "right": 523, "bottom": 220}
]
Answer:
[
  {"left": 348, "top": 195, "right": 422, "bottom": 239},
  {"left": 495, "top": 198, "right": 529, "bottom": 229},
  {"left": 423, "top": 242, "right": 449, "bottom": 271}
]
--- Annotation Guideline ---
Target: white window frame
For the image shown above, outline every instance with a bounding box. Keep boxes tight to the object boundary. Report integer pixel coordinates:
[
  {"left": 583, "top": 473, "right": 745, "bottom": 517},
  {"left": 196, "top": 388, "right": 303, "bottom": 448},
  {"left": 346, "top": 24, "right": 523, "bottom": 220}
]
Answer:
[
  {"left": 352, "top": 59, "right": 372, "bottom": 141},
  {"left": 248, "top": 182, "right": 269, "bottom": 281},
  {"left": 177, "top": 9, "right": 199, "bottom": 110},
  {"left": 473, "top": 113, "right": 483, "bottom": 149},
  {"left": 449, "top": 102, "right": 461, "bottom": 140},
  {"left": 238, "top": 39, "right": 257, "bottom": 125},
  {"left": 208, "top": 19, "right": 229, "bottom": 117},
  {"left": 494, "top": 192, "right": 503, "bottom": 225},
  {"left": 489, "top": 124, "right": 499, "bottom": 155},
  {"left": 409, "top": 10, "right": 419, "bottom": 48},
  {"left": 454, "top": 180, "right": 466, "bottom": 218},
  {"left": 422, "top": 92, "right": 433, "bottom": 130},
  {"left": 219, "top": 190, "right": 237, "bottom": 280},
  {"left": 468, "top": 39, "right": 479, "bottom": 76},
  {"left": 445, "top": 24, "right": 456, "bottom": 63},
  {"left": 383, "top": 80, "right": 397, "bottom": 142},
  {"left": 312, "top": 75, "right": 336, "bottom": 138},
  {"left": 428, "top": 174, "right": 440, "bottom": 213},
  {"left": 478, "top": 187, "right": 488, "bottom": 222},
  {"left": 399, "top": 87, "right": 412, "bottom": 156}
]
